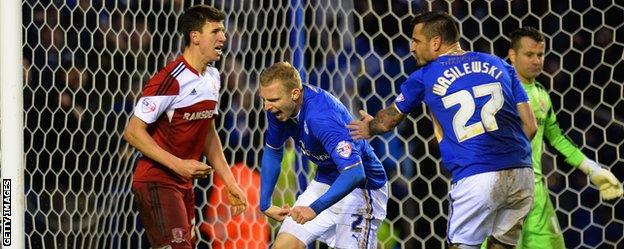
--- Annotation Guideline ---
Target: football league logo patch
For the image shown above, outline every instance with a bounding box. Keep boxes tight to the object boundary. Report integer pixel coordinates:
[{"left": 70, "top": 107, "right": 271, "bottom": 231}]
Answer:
[
  {"left": 336, "top": 141, "right": 353, "bottom": 158},
  {"left": 141, "top": 98, "right": 157, "bottom": 113},
  {"left": 396, "top": 93, "right": 405, "bottom": 102}
]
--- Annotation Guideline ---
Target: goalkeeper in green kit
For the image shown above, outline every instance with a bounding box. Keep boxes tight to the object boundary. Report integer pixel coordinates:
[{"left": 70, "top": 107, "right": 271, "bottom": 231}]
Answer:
[{"left": 481, "top": 27, "right": 624, "bottom": 248}]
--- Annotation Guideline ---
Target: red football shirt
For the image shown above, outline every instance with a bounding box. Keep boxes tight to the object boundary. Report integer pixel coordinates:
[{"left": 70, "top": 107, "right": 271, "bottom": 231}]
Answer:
[{"left": 132, "top": 55, "right": 221, "bottom": 188}]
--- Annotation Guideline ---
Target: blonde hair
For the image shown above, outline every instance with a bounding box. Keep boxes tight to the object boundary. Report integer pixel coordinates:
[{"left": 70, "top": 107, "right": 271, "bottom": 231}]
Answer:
[{"left": 259, "top": 62, "right": 302, "bottom": 91}]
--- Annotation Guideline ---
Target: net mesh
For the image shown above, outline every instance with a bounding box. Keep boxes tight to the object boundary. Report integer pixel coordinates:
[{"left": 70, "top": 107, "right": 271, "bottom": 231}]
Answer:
[{"left": 21, "top": 0, "right": 623, "bottom": 248}]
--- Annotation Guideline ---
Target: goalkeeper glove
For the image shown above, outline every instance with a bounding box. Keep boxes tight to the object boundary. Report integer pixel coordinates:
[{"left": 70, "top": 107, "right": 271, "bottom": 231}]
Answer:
[{"left": 578, "top": 158, "right": 623, "bottom": 200}]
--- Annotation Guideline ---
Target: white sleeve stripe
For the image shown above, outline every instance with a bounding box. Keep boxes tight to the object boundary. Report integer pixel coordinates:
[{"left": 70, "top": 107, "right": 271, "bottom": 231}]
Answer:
[
  {"left": 340, "top": 161, "right": 363, "bottom": 172},
  {"left": 265, "top": 143, "right": 284, "bottom": 150},
  {"left": 392, "top": 103, "right": 406, "bottom": 114},
  {"left": 156, "top": 62, "right": 185, "bottom": 95},
  {"left": 154, "top": 62, "right": 184, "bottom": 96}
]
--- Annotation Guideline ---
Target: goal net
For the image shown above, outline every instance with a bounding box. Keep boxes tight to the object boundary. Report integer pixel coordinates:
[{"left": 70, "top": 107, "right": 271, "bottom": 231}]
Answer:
[{"left": 21, "top": 0, "right": 623, "bottom": 248}]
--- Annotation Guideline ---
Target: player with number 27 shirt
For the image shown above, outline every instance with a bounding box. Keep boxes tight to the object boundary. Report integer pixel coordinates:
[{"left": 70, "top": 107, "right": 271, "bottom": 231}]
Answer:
[
  {"left": 396, "top": 48, "right": 532, "bottom": 183},
  {"left": 348, "top": 11, "right": 538, "bottom": 248}
]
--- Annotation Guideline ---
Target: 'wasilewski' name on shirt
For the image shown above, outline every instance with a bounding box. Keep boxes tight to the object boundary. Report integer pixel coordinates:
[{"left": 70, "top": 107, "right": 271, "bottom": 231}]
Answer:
[{"left": 433, "top": 61, "right": 503, "bottom": 96}]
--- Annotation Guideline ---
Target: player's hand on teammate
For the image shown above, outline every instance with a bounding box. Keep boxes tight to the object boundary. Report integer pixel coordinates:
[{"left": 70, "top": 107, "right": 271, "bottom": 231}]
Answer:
[
  {"left": 290, "top": 206, "right": 317, "bottom": 225},
  {"left": 226, "top": 184, "right": 248, "bottom": 216},
  {"left": 347, "top": 110, "right": 374, "bottom": 140},
  {"left": 579, "top": 158, "right": 623, "bottom": 200},
  {"left": 263, "top": 204, "right": 291, "bottom": 222},
  {"left": 175, "top": 159, "right": 214, "bottom": 179}
]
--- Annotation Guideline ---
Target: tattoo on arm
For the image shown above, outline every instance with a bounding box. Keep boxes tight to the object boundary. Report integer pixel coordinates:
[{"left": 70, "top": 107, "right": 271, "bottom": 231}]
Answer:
[{"left": 369, "top": 105, "right": 405, "bottom": 135}]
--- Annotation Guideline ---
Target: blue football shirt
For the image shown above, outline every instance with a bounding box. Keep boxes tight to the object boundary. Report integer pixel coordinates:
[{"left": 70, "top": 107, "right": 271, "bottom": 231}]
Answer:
[
  {"left": 265, "top": 85, "right": 386, "bottom": 189},
  {"left": 394, "top": 52, "right": 532, "bottom": 183}
]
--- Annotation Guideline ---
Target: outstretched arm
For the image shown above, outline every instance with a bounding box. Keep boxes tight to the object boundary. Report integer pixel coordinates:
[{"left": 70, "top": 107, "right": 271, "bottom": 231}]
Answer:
[
  {"left": 348, "top": 104, "right": 406, "bottom": 140},
  {"left": 543, "top": 105, "right": 623, "bottom": 200}
]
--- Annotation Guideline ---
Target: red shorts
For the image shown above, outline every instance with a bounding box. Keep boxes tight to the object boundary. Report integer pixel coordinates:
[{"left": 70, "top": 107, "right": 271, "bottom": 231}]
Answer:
[{"left": 132, "top": 181, "right": 196, "bottom": 249}]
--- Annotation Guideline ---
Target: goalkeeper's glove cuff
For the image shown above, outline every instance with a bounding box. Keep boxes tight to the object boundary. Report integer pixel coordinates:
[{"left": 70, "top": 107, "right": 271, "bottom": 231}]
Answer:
[{"left": 578, "top": 158, "right": 601, "bottom": 177}]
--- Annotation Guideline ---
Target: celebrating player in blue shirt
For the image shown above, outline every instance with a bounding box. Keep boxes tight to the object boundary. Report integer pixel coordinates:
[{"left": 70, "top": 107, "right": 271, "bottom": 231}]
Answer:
[
  {"left": 348, "top": 11, "right": 538, "bottom": 249},
  {"left": 259, "top": 62, "right": 388, "bottom": 249}
]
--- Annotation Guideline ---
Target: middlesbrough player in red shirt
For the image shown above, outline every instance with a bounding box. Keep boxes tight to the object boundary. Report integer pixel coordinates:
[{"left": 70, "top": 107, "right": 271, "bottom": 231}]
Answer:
[{"left": 123, "top": 5, "right": 247, "bottom": 249}]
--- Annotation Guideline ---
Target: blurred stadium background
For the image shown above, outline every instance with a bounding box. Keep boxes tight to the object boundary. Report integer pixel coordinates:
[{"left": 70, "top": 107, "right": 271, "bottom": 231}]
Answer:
[{"left": 18, "top": 0, "right": 623, "bottom": 248}]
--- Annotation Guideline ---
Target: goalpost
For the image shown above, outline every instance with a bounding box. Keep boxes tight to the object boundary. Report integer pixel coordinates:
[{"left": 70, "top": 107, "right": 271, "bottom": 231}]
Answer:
[
  {"left": 20, "top": 0, "right": 624, "bottom": 248},
  {"left": 1, "top": 0, "right": 25, "bottom": 248}
]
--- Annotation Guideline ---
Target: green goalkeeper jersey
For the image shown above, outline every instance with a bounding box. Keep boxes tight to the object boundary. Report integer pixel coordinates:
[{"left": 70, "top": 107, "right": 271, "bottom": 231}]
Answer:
[{"left": 522, "top": 81, "right": 586, "bottom": 182}]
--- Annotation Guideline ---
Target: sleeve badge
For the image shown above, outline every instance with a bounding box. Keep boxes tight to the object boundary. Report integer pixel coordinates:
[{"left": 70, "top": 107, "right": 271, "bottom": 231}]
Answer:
[
  {"left": 141, "top": 97, "right": 157, "bottom": 113},
  {"left": 335, "top": 141, "right": 353, "bottom": 158},
  {"left": 395, "top": 93, "right": 405, "bottom": 103}
]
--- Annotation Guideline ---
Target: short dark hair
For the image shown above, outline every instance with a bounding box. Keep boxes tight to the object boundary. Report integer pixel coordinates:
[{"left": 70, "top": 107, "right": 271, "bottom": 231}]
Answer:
[
  {"left": 411, "top": 11, "right": 460, "bottom": 44},
  {"left": 509, "top": 27, "right": 544, "bottom": 51},
  {"left": 179, "top": 5, "right": 226, "bottom": 46}
]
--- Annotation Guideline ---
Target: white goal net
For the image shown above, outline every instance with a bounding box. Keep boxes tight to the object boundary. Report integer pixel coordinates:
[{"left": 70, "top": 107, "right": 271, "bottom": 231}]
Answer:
[{"left": 21, "top": 0, "right": 623, "bottom": 248}]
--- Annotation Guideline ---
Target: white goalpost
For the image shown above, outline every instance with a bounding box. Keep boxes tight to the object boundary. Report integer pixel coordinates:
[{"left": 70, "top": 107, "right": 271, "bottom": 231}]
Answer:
[{"left": 1, "top": 0, "right": 25, "bottom": 248}]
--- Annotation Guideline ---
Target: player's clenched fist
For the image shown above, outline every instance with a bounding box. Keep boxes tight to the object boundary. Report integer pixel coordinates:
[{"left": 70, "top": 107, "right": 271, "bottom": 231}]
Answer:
[
  {"left": 263, "top": 204, "right": 291, "bottom": 222},
  {"left": 289, "top": 206, "right": 317, "bottom": 225}
]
